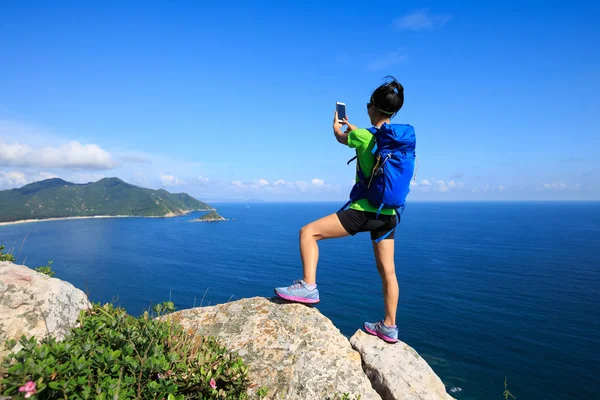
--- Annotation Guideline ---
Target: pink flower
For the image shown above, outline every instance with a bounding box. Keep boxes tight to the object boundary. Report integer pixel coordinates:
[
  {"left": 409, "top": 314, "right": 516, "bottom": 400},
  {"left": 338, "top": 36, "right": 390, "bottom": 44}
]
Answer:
[
  {"left": 19, "top": 381, "right": 37, "bottom": 398},
  {"left": 209, "top": 378, "right": 216, "bottom": 389}
]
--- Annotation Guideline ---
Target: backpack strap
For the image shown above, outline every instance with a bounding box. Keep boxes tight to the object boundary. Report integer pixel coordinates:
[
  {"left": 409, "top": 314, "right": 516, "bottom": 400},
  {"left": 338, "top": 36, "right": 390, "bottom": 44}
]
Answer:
[
  {"left": 338, "top": 199, "right": 354, "bottom": 212},
  {"left": 373, "top": 206, "right": 405, "bottom": 243},
  {"left": 347, "top": 149, "right": 368, "bottom": 183},
  {"left": 375, "top": 203, "right": 384, "bottom": 219},
  {"left": 374, "top": 225, "right": 396, "bottom": 243},
  {"left": 340, "top": 127, "right": 380, "bottom": 213},
  {"left": 367, "top": 126, "right": 379, "bottom": 154}
]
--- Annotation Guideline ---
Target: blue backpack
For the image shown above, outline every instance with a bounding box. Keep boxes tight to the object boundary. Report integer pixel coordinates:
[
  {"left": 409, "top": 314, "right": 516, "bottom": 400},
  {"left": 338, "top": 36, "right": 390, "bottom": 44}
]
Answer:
[{"left": 340, "top": 123, "right": 416, "bottom": 241}]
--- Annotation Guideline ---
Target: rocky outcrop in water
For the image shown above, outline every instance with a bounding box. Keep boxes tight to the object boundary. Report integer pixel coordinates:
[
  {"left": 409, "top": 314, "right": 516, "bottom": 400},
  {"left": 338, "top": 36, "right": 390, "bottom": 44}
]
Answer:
[{"left": 191, "top": 210, "right": 227, "bottom": 222}]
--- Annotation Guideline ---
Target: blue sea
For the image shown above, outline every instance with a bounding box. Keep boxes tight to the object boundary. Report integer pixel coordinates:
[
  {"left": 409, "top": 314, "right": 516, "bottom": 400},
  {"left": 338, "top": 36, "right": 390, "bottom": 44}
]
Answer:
[{"left": 1, "top": 202, "right": 599, "bottom": 400}]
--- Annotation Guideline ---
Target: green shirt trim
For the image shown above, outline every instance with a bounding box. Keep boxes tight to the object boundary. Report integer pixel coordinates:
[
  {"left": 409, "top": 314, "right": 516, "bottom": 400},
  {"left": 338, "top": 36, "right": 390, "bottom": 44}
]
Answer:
[{"left": 347, "top": 128, "right": 395, "bottom": 216}]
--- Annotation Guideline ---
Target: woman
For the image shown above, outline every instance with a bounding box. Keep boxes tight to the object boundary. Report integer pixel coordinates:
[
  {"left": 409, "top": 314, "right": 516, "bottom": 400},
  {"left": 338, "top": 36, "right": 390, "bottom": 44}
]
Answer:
[{"left": 275, "top": 77, "right": 411, "bottom": 344}]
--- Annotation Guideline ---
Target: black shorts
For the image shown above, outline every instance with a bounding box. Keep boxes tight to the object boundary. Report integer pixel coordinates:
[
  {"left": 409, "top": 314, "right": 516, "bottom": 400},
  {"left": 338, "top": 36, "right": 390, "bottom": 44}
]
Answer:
[{"left": 336, "top": 208, "right": 399, "bottom": 241}]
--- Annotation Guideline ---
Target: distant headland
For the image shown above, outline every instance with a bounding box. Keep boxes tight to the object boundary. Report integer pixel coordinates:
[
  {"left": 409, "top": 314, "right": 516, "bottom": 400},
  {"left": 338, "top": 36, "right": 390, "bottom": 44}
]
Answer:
[{"left": 0, "top": 177, "right": 218, "bottom": 225}]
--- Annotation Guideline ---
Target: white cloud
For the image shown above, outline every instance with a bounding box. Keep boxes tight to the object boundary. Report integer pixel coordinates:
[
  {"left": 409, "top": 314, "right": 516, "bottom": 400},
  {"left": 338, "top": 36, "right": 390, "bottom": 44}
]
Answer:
[
  {"left": 471, "top": 184, "right": 505, "bottom": 193},
  {"left": 394, "top": 9, "right": 453, "bottom": 31},
  {"left": 311, "top": 178, "right": 325, "bottom": 187},
  {"left": 543, "top": 182, "right": 567, "bottom": 190},
  {"left": 0, "top": 170, "right": 59, "bottom": 189},
  {"left": 0, "top": 171, "right": 27, "bottom": 187},
  {"left": 295, "top": 181, "right": 310, "bottom": 191},
  {"left": 159, "top": 173, "right": 183, "bottom": 186},
  {"left": 274, "top": 179, "right": 295, "bottom": 188},
  {"left": 37, "top": 171, "right": 60, "bottom": 180},
  {"left": 225, "top": 178, "right": 340, "bottom": 198},
  {"left": 410, "top": 179, "right": 418, "bottom": 186},
  {"left": 198, "top": 176, "right": 209, "bottom": 183},
  {"left": 436, "top": 180, "right": 450, "bottom": 193},
  {"left": 0, "top": 140, "right": 117, "bottom": 170},
  {"left": 415, "top": 178, "right": 463, "bottom": 193}
]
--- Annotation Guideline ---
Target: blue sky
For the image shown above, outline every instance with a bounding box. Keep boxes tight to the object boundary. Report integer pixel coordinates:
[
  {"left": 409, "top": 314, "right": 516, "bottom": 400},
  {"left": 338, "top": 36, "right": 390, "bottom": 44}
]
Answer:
[{"left": 0, "top": 1, "right": 598, "bottom": 201}]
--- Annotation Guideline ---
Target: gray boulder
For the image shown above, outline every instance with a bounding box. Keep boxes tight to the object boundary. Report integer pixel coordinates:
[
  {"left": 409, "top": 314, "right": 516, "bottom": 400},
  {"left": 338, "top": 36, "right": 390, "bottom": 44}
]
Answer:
[
  {"left": 0, "top": 262, "right": 89, "bottom": 359},
  {"left": 350, "top": 330, "right": 454, "bottom": 400},
  {"left": 167, "top": 296, "right": 382, "bottom": 400}
]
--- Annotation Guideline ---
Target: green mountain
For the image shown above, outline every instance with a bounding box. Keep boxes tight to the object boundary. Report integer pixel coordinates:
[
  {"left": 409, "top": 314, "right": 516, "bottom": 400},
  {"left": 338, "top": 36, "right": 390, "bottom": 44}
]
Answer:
[{"left": 0, "top": 177, "right": 212, "bottom": 223}]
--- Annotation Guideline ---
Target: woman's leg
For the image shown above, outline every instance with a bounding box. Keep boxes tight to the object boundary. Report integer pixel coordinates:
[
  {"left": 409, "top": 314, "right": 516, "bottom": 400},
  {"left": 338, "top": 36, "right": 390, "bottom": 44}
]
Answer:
[
  {"left": 300, "top": 213, "right": 350, "bottom": 284},
  {"left": 372, "top": 239, "right": 398, "bottom": 326}
]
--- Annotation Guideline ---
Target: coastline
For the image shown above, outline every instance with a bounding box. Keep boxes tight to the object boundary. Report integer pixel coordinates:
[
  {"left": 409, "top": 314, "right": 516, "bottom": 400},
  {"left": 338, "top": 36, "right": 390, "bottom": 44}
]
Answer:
[{"left": 0, "top": 209, "right": 212, "bottom": 227}]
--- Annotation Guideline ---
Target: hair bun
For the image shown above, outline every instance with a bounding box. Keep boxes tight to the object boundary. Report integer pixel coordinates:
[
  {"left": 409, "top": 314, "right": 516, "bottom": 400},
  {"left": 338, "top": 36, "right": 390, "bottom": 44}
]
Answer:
[
  {"left": 371, "top": 76, "right": 405, "bottom": 117},
  {"left": 384, "top": 76, "right": 404, "bottom": 95}
]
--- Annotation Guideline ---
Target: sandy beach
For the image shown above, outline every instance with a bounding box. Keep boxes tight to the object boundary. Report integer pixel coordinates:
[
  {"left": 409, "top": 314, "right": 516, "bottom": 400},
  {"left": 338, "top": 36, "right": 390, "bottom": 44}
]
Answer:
[
  {"left": 0, "top": 215, "right": 142, "bottom": 227},
  {"left": 0, "top": 210, "right": 205, "bottom": 227}
]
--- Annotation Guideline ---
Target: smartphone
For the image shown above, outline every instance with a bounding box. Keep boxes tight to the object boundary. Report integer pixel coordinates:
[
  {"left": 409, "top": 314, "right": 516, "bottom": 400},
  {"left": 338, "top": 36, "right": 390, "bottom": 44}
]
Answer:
[{"left": 336, "top": 102, "right": 346, "bottom": 122}]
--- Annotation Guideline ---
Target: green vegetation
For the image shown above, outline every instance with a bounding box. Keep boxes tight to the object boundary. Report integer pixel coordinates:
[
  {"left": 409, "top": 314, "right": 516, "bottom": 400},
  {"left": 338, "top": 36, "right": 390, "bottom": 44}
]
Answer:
[
  {"left": 255, "top": 387, "right": 269, "bottom": 398},
  {"left": 503, "top": 377, "right": 516, "bottom": 399},
  {"left": 1, "top": 302, "right": 250, "bottom": 399},
  {"left": 35, "top": 261, "right": 56, "bottom": 278},
  {"left": 194, "top": 210, "right": 226, "bottom": 222},
  {"left": 0, "top": 245, "right": 15, "bottom": 262},
  {"left": 325, "top": 394, "right": 361, "bottom": 400},
  {"left": 0, "top": 177, "right": 212, "bottom": 223}
]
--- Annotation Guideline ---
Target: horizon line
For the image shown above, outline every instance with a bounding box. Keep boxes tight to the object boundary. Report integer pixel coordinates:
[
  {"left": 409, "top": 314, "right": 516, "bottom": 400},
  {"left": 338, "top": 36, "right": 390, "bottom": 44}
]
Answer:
[{"left": 205, "top": 199, "right": 600, "bottom": 203}]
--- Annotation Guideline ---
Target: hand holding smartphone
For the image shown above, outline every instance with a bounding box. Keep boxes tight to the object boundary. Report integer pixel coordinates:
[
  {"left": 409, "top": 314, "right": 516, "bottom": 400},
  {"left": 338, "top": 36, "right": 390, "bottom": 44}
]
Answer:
[{"left": 336, "top": 102, "right": 346, "bottom": 123}]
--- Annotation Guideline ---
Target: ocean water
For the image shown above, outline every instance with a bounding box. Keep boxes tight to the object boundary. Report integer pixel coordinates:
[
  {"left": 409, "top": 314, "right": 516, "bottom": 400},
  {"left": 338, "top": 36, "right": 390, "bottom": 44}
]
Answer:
[{"left": 1, "top": 202, "right": 599, "bottom": 400}]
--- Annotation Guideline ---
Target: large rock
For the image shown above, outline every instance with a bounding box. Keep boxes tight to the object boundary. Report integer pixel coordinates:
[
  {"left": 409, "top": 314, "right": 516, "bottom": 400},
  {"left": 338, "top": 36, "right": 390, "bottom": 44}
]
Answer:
[
  {"left": 167, "top": 297, "right": 382, "bottom": 400},
  {"left": 350, "top": 330, "right": 454, "bottom": 400},
  {"left": 0, "top": 262, "right": 90, "bottom": 359}
]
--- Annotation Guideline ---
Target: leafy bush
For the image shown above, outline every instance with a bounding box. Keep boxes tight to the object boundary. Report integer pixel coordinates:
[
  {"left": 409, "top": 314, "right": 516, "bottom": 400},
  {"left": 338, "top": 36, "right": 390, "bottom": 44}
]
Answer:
[
  {"left": 1, "top": 302, "right": 250, "bottom": 399},
  {"left": 0, "top": 245, "right": 15, "bottom": 262},
  {"left": 34, "top": 261, "right": 56, "bottom": 277}
]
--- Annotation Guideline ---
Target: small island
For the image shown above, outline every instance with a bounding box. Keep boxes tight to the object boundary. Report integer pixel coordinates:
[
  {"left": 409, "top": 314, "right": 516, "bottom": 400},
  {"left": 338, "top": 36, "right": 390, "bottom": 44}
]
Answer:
[{"left": 191, "top": 210, "right": 227, "bottom": 222}]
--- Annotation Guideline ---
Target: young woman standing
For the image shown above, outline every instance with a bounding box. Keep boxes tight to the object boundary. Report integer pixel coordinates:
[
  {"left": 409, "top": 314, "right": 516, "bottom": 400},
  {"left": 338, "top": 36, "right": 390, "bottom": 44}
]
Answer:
[{"left": 275, "top": 77, "right": 413, "bottom": 343}]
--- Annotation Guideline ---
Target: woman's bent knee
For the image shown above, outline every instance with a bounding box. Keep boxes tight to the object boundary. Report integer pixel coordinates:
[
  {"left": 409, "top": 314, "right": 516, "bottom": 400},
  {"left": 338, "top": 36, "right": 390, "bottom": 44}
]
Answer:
[
  {"left": 301, "top": 223, "right": 325, "bottom": 241},
  {"left": 300, "top": 224, "right": 314, "bottom": 239}
]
